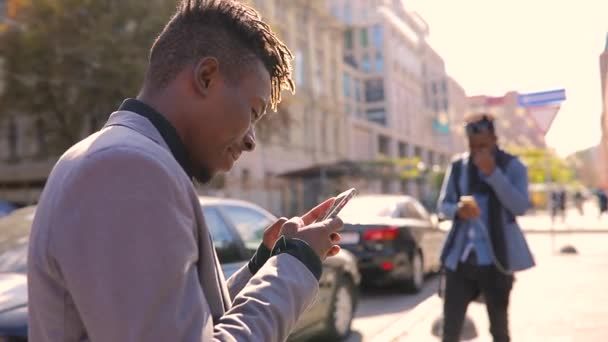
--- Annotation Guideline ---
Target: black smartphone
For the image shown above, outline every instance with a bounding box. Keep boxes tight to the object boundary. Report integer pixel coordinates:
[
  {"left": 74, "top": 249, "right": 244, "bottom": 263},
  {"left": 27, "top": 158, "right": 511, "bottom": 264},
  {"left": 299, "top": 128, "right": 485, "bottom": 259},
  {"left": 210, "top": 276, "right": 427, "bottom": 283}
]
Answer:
[{"left": 318, "top": 188, "right": 358, "bottom": 222}]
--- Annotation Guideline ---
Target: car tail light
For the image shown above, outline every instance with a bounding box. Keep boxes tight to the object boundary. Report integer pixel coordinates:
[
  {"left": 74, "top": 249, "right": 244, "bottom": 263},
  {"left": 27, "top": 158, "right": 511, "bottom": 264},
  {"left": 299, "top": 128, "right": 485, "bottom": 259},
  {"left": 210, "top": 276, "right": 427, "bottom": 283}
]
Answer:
[
  {"left": 382, "top": 261, "right": 395, "bottom": 271},
  {"left": 363, "top": 227, "right": 399, "bottom": 241}
]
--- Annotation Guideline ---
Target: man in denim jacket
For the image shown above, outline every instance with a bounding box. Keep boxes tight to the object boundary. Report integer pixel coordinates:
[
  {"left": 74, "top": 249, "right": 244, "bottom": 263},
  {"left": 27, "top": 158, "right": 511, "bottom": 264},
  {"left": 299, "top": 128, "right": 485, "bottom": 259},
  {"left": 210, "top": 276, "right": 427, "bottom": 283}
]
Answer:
[{"left": 437, "top": 114, "right": 535, "bottom": 342}]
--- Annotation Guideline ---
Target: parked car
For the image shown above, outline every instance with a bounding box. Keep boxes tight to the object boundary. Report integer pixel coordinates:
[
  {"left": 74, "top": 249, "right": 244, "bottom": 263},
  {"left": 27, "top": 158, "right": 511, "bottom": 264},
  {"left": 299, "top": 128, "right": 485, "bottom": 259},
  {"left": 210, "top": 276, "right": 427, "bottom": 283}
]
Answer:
[
  {"left": 337, "top": 194, "right": 446, "bottom": 292},
  {"left": 0, "top": 199, "right": 360, "bottom": 341},
  {"left": 198, "top": 197, "right": 361, "bottom": 341}
]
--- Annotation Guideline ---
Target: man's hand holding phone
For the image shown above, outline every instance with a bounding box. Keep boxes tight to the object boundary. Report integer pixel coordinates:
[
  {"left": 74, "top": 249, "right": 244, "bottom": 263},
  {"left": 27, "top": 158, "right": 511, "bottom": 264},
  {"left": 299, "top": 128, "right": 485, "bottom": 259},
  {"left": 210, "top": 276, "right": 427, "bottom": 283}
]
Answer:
[
  {"left": 457, "top": 195, "right": 481, "bottom": 220},
  {"left": 280, "top": 198, "right": 344, "bottom": 261}
]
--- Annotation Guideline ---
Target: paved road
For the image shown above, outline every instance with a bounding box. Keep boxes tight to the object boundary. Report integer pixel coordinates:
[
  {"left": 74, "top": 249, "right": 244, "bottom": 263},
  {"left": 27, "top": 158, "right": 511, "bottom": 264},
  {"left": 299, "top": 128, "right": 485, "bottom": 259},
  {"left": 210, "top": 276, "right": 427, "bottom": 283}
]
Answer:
[
  {"left": 346, "top": 277, "right": 440, "bottom": 342},
  {"left": 342, "top": 209, "right": 608, "bottom": 341},
  {"left": 393, "top": 233, "right": 608, "bottom": 341}
]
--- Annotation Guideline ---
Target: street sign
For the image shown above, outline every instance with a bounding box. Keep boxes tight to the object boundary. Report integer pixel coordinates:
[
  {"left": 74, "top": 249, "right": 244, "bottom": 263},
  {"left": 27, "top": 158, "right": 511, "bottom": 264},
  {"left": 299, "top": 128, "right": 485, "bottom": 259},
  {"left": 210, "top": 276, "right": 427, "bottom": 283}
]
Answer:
[
  {"left": 518, "top": 89, "right": 566, "bottom": 135},
  {"left": 527, "top": 104, "right": 561, "bottom": 135},
  {"left": 517, "top": 89, "right": 566, "bottom": 107}
]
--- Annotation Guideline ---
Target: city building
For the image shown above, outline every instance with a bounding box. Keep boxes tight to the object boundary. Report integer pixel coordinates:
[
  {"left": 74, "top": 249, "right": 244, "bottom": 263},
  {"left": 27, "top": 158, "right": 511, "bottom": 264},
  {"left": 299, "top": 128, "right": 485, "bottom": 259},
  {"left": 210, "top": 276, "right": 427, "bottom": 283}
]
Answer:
[
  {"left": 0, "top": 0, "right": 348, "bottom": 215},
  {"left": 467, "top": 92, "right": 547, "bottom": 150},
  {"left": 445, "top": 76, "right": 469, "bottom": 153},
  {"left": 326, "top": 0, "right": 459, "bottom": 202}
]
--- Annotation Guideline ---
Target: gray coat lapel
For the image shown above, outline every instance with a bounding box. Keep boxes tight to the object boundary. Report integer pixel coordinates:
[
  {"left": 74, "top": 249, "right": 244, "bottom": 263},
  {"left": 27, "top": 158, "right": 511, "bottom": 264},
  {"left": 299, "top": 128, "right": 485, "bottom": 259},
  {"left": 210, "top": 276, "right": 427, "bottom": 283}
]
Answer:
[{"left": 104, "top": 110, "right": 171, "bottom": 152}]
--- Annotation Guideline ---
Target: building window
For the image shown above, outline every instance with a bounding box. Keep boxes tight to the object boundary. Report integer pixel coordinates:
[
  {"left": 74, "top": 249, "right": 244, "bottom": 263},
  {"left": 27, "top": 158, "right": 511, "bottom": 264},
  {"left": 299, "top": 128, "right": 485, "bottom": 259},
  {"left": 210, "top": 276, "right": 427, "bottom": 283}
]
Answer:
[
  {"left": 432, "top": 82, "right": 438, "bottom": 94},
  {"left": 362, "top": 53, "right": 371, "bottom": 72},
  {"left": 375, "top": 52, "right": 384, "bottom": 72},
  {"left": 330, "top": 5, "right": 339, "bottom": 18},
  {"left": 398, "top": 142, "right": 408, "bottom": 158},
  {"left": 343, "top": 73, "right": 351, "bottom": 98},
  {"left": 360, "top": 28, "right": 369, "bottom": 47},
  {"left": 414, "top": 146, "right": 423, "bottom": 159},
  {"left": 344, "top": 55, "right": 357, "bottom": 68},
  {"left": 345, "top": 103, "right": 352, "bottom": 116},
  {"left": 442, "top": 80, "right": 447, "bottom": 93},
  {"left": 354, "top": 79, "right": 361, "bottom": 101},
  {"left": 443, "top": 99, "right": 449, "bottom": 112},
  {"left": 313, "top": 49, "right": 324, "bottom": 95},
  {"left": 372, "top": 24, "right": 383, "bottom": 49},
  {"left": 367, "top": 108, "right": 387, "bottom": 126},
  {"left": 365, "top": 79, "right": 384, "bottom": 102},
  {"left": 378, "top": 135, "right": 390, "bottom": 156},
  {"left": 344, "top": 3, "right": 352, "bottom": 24},
  {"left": 295, "top": 48, "right": 306, "bottom": 86},
  {"left": 344, "top": 29, "right": 353, "bottom": 50}
]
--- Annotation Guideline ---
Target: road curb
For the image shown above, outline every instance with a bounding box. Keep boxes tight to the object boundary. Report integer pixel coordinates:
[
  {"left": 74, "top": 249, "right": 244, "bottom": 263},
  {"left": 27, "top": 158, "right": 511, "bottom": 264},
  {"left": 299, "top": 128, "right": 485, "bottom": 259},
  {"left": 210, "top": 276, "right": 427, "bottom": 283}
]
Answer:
[{"left": 369, "top": 295, "right": 443, "bottom": 342}]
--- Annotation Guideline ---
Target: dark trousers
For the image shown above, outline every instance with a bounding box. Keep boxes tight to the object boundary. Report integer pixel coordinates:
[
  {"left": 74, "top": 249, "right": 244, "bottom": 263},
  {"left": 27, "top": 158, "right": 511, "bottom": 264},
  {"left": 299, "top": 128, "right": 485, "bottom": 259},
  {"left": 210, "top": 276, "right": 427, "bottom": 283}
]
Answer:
[{"left": 442, "top": 260, "right": 514, "bottom": 342}]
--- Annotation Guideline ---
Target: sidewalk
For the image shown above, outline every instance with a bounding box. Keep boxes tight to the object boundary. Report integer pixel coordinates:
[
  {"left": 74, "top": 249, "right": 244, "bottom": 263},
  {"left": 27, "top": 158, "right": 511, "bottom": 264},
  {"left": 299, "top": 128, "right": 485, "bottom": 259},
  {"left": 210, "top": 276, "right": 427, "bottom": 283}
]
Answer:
[
  {"left": 373, "top": 233, "right": 608, "bottom": 341},
  {"left": 520, "top": 202, "right": 608, "bottom": 232}
]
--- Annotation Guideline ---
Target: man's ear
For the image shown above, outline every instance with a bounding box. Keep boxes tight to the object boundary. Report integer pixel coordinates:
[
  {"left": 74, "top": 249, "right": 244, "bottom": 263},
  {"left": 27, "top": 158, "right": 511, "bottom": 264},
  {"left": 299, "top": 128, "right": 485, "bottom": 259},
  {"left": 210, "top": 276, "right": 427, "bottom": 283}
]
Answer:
[{"left": 193, "top": 57, "right": 220, "bottom": 97}]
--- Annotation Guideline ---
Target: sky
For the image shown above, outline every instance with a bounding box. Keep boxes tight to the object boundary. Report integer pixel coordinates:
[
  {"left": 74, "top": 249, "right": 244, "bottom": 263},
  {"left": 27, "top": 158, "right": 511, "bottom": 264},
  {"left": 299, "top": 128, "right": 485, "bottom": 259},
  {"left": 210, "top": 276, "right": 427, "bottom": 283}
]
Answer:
[{"left": 406, "top": 0, "right": 608, "bottom": 157}]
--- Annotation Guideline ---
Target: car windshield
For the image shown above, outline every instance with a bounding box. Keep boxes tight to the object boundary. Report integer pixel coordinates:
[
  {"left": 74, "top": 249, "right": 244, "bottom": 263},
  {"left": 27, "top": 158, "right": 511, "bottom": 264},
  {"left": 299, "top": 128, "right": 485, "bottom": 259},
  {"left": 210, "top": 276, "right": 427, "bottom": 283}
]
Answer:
[
  {"left": 0, "top": 207, "right": 35, "bottom": 274},
  {"left": 338, "top": 197, "right": 398, "bottom": 221}
]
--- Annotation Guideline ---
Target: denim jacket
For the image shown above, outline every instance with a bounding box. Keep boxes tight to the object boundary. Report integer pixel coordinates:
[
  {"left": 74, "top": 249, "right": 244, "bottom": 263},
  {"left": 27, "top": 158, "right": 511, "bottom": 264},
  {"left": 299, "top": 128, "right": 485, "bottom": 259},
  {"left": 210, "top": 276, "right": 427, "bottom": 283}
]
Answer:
[{"left": 438, "top": 153, "right": 535, "bottom": 273}]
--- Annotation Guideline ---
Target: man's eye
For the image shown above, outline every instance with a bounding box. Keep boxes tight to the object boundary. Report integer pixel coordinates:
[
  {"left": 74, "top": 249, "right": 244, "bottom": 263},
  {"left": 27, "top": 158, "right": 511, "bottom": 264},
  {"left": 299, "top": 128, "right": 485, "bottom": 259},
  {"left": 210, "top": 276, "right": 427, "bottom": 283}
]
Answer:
[{"left": 252, "top": 109, "right": 259, "bottom": 120}]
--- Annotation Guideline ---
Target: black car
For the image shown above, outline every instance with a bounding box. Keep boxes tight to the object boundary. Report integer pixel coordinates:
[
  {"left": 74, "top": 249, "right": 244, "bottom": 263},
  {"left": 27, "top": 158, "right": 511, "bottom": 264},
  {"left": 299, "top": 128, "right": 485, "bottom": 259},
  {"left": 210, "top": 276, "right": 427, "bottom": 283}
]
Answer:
[
  {"left": 337, "top": 194, "right": 446, "bottom": 292},
  {"left": 0, "top": 199, "right": 360, "bottom": 341}
]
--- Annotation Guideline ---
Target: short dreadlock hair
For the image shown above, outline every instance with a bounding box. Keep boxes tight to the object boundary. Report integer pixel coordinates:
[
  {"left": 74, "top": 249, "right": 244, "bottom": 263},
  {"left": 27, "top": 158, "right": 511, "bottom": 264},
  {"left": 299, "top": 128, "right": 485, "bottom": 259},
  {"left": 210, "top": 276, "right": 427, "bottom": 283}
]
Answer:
[{"left": 146, "top": 0, "right": 294, "bottom": 110}]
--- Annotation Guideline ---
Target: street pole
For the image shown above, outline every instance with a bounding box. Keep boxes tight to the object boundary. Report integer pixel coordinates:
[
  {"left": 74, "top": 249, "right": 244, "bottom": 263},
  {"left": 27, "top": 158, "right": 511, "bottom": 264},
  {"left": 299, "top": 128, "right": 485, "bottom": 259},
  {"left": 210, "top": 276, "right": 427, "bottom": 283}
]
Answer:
[{"left": 546, "top": 152, "right": 555, "bottom": 254}]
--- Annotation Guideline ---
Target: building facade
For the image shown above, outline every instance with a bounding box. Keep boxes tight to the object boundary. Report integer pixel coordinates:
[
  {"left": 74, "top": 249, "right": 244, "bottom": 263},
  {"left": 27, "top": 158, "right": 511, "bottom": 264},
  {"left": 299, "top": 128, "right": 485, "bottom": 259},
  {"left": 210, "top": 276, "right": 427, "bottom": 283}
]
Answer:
[
  {"left": 468, "top": 92, "right": 547, "bottom": 150},
  {"left": 327, "top": 0, "right": 461, "bottom": 202}
]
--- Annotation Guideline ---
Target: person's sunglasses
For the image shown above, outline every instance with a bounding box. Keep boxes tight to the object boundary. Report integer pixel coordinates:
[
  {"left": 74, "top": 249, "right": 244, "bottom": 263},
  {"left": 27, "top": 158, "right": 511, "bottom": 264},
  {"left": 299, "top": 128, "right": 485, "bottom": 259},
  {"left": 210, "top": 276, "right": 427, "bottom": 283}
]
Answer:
[{"left": 465, "top": 117, "right": 495, "bottom": 135}]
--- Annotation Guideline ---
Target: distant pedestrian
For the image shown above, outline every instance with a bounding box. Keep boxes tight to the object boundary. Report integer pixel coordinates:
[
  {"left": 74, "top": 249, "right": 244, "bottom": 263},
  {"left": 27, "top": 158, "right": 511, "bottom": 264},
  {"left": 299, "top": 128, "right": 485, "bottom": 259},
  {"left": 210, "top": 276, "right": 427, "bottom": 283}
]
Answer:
[
  {"left": 559, "top": 189, "right": 567, "bottom": 222},
  {"left": 550, "top": 188, "right": 567, "bottom": 223},
  {"left": 437, "top": 114, "right": 535, "bottom": 342},
  {"left": 574, "top": 190, "right": 584, "bottom": 216},
  {"left": 596, "top": 189, "right": 608, "bottom": 219}
]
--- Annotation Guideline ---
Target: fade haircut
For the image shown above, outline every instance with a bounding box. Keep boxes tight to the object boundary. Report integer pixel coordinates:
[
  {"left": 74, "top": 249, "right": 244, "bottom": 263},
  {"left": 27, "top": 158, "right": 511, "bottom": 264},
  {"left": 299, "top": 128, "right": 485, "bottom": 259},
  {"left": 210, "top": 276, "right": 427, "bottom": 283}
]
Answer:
[{"left": 146, "top": 0, "right": 294, "bottom": 110}]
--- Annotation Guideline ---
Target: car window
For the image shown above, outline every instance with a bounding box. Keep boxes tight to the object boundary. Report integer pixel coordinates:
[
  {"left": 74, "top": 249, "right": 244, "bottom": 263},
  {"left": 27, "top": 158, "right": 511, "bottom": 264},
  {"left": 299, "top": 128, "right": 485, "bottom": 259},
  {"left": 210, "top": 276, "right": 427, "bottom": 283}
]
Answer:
[
  {"left": 400, "top": 201, "right": 424, "bottom": 220},
  {"left": 0, "top": 207, "right": 35, "bottom": 274},
  {"left": 202, "top": 207, "right": 244, "bottom": 264},
  {"left": 411, "top": 200, "right": 431, "bottom": 221},
  {"left": 221, "top": 205, "right": 273, "bottom": 253}
]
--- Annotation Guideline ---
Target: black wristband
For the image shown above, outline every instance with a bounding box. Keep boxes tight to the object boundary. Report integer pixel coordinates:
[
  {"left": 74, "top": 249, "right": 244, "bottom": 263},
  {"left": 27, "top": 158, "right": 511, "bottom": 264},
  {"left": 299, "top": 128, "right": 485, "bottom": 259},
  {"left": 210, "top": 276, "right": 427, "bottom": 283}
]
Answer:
[
  {"left": 248, "top": 242, "right": 272, "bottom": 275},
  {"left": 271, "top": 236, "right": 323, "bottom": 281}
]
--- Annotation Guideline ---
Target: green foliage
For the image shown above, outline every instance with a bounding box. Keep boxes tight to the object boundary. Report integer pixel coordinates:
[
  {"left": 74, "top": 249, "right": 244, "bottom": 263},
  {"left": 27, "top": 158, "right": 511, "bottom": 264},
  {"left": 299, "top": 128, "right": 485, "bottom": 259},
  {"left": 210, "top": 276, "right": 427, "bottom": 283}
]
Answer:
[
  {"left": 509, "top": 147, "right": 576, "bottom": 184},
  {"left": 0, "top": 0, "right": 176, "bottom": 153}
]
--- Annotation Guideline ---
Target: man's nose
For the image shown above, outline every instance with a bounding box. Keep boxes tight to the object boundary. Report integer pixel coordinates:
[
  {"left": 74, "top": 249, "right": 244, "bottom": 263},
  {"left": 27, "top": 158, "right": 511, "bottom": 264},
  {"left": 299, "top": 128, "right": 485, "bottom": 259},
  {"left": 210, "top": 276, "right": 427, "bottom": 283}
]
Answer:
[{"left": 242, "top": 128, "right": 256, "bottom": 152}]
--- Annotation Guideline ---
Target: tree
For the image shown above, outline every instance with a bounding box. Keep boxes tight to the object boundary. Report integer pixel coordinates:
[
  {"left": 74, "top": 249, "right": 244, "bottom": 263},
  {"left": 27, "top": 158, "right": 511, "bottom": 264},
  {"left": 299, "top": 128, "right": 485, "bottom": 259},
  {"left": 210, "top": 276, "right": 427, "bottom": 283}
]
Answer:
[
  {"left": 0, "top": 0, "right": 176, "bottom": 154},
  {"left": 1, "top": 0, "right": 293, "bottom": 159},
  {"left": 509, "top": 147, "right": 576, "bottom": 185}
]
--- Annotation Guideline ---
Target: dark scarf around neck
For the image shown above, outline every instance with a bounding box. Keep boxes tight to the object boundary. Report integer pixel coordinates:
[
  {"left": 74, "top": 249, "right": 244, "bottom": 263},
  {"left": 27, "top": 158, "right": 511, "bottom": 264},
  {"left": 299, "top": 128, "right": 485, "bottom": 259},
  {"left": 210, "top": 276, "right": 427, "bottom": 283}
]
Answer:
[{"left": 468, "top": 147, "right": 515, "bottom": 270}]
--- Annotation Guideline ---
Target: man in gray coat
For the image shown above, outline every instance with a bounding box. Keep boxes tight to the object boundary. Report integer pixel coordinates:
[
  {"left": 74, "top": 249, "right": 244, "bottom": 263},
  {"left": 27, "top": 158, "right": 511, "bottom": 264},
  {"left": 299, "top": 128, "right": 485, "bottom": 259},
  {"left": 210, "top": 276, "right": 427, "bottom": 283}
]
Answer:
[{"left": 27, "top": 1, "right": 343, "bottom": 341}]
